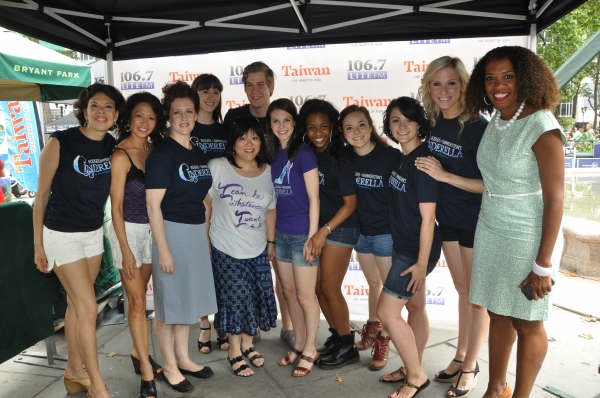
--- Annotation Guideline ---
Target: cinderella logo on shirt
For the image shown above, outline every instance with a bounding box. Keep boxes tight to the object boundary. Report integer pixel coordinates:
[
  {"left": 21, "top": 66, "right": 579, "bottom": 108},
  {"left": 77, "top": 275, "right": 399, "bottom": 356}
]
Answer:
[
  {"left": 389, "top": 171, "right": 407, "bottom": 192},
  {"left": 318, "top": 170, "right": 325, "bottom": 185},
  {"left": 274, "top": 161, "right": 294, "bottom": 196},
  {"left": 73, "top": 155, "right": 111, "bottom": 178},
  {"left": 179, "top": 163, "right": 211, "bottom": 183},
  {"left": 190, "top": 136, "right": 226, "bottom": 154},
  {"left": 428, "top": 135, "right": 462, "bottom": 158},
  {"left": 355, "top": 171, "right": 384, "bottom": 189}
]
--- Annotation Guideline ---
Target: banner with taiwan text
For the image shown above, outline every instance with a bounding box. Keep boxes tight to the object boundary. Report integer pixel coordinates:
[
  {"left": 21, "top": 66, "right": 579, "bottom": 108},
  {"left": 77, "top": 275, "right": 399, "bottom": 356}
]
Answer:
[{"left": 0, "top": 101, "right": 42, "bottom": 193}]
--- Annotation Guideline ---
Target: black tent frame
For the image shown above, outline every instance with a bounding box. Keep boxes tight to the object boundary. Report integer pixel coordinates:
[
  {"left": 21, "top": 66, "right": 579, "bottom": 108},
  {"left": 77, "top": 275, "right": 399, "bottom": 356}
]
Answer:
[{"left": 0, "top": 0, "right": 587, "bottom": 85}]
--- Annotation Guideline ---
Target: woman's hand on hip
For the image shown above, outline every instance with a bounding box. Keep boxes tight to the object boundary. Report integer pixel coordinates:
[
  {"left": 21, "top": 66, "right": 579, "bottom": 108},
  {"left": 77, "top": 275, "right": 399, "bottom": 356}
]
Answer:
[{"left": 158, "top": 250, "right": 175, "bottom": 274}]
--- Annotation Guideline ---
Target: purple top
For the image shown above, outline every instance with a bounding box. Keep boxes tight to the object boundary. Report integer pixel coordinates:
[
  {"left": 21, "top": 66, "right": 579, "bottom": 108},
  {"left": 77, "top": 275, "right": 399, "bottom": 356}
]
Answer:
[
  {"left": 271, "top": 144, "right": 318, "bottom": 235},
  {"left": 116, "top": 148, "right": 148, "bottom": 224}
]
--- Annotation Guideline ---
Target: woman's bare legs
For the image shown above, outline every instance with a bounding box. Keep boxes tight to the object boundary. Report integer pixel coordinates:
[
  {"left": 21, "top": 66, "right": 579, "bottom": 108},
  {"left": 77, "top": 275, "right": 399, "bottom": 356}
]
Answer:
[
  {"left": 122, "top": 263, "right": 156, "bottom": 381},
  {"left": 272, "top": 258, "right": 293, "bottom": 331},
  {"left": 54, "top": 254, "right": 109, "bottom": 398},
  {"left": 315, "top": 245, "right": 354, "bottom": 334},
  {"left": 436, "top": 241, "right": 470, "bottom": 377},
  {"left": 277, "top": 261, "right": 306, "bottom": 359},
  {"left": 356, "top": 253, "right": 392, "bottom": 337},
  {"left": 377, "top": 289, "right": 429, "bottom": 398},
  {"left": 448, "top": 246, "right": 490, "bottom": 396}
]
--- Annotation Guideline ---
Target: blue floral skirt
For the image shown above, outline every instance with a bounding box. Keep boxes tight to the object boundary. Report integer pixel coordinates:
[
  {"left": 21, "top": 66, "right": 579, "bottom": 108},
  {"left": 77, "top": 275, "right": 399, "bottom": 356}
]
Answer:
[{"left": 211, "top": 245, "right": 278, "bottom": 335}]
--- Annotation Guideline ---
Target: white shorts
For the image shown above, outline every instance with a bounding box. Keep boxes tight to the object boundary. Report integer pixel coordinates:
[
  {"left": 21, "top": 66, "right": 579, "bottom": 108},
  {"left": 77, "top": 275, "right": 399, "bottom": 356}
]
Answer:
[
  {"left": 43, "top": 226, "right": 104, "bottom": 270},
  {"left": 108, "top": 221, "right": 152, "bottom": 269}
]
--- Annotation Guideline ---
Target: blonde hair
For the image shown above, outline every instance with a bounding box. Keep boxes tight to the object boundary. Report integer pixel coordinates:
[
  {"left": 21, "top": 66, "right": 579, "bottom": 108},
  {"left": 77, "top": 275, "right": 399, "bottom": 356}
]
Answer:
[{"left": 418, "top": 56, "right": 471, "bottom": 133}]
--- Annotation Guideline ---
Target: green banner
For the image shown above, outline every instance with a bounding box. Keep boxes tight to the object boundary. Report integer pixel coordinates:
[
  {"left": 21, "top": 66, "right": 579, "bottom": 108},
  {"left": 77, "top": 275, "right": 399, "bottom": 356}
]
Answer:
[{"left": 0, "top": 53, "right": 91, "bottom": 101}]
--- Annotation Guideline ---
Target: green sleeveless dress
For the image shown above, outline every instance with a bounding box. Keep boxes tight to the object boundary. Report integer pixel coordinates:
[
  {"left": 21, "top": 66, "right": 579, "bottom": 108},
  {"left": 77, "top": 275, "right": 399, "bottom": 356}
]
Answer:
[{"left": 470, "top": 109, "right": 561, "bottom": 321}]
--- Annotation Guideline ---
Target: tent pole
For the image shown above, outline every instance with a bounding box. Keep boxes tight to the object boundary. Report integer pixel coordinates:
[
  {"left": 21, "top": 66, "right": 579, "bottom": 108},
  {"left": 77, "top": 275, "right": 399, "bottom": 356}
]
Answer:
[
  {"left": 529, "top": 22, "right": 537, "bottom": 53},
  {"left": 106, "top": 51, "right": 114, "bottom": 86}
]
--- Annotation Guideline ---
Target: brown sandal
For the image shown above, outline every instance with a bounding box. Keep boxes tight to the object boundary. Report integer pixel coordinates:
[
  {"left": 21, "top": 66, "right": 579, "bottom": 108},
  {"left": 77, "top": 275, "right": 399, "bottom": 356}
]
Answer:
[
  {"left": 380, "top": 366, "right": 406, "bottom": 383},
  {"left": 292, "top": 353, "right": 320, "bottom": 377},
  {"left": 278, "top": 347, "right": 302, "bottom": 366}
]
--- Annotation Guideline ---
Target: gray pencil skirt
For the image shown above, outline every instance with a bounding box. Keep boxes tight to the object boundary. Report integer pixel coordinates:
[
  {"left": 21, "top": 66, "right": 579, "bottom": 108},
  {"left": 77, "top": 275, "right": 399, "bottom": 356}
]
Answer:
[{"left": 152, "top": 220, "right": 217, "bottom": 324}]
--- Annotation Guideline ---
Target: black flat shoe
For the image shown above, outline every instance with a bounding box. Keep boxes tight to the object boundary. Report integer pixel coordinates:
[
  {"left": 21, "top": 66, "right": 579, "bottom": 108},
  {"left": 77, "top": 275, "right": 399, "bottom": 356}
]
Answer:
[
  {"left": 178, "top": 366, "right": 214, "bottom": 379},
  {"left": 140, "top": 378, "right": 157, "bottom": 398},
  {"left": 162, "top": 373, "right": 193, "bottom": 393}
]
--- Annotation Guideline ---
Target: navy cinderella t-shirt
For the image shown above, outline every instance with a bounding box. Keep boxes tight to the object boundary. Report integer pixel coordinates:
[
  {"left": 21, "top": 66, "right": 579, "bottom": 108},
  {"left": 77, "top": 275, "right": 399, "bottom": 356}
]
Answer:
[
  {"left": 145, "top": 136, "right": 212, "bottom": 224},
  {"left": 44, "top": 127, "right": 115, "bottom": 232}
]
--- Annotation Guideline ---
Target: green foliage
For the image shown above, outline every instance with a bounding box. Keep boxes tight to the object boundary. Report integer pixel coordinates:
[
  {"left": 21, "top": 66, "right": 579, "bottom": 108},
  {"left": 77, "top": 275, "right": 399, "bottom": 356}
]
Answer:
[
  {"left": 537, "top": 0, "right": 600, "bottom": 108},
  {"left": 560, "top": 117, "right": 576, "bottom": 129}
]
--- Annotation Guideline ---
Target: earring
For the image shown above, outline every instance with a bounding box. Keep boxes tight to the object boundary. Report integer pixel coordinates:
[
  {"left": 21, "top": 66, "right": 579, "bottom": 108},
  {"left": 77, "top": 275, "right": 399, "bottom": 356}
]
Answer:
[
  {"left": 125, "top": 123, "right": 131, "bottom": 133},
  {"left": 330, "top": 131, "right": 332, "bottom": 143},
  {"left": 110, "top": 122, "right": 118, "bottom": 131},
  {"left": 84, "top": 119, "right": 88, "bottom": 127},
  {"left": 483, "top": 95, "right": 492, "bottom": 106},
  {"left": 303, "top": 132, "right": 309, "bottom": 144}
]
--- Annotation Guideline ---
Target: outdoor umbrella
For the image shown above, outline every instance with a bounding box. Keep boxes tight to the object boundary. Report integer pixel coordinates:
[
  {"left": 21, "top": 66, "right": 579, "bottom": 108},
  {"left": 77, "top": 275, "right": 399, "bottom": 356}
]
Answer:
[{"left": 0, "top": 31, "right": 92, "bottom": 101}]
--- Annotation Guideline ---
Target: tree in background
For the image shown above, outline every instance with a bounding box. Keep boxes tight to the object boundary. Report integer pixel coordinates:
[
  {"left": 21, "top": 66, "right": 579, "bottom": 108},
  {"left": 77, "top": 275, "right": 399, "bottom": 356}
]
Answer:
[{"left": 538, "top": 0, "right": 600, "bottom": 128}]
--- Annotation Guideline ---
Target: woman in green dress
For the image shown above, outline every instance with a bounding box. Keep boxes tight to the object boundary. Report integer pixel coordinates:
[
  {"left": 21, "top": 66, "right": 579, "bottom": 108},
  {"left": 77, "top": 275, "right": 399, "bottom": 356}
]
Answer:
[{"left": 464, "top": 46, "right": 563, "bottom": 398}]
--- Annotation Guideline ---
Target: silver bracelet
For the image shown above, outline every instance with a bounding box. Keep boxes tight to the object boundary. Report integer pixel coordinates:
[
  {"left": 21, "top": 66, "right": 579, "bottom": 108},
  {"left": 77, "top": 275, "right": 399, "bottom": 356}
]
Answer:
[{"left": 532, "top": 261, "right": 552, "bottom": 277}]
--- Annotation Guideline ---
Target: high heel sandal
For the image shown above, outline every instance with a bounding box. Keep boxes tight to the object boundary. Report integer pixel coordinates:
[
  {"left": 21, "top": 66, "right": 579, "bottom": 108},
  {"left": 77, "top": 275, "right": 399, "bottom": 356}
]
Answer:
[
  {"left": 435, "top": 358, "right": 463, "bottom": 383},
  {"left": 278, "top": 347, "right": 302, "bottom": 366},
  {"left": 500, "top": 383, "right": 512, "bottom": 398},
  {"left": 292, "top": 353, "right": 320, "bottom": 377},
  {"left": 130, "top": 355, "right": 163, "bottom": 377},
  {"left": 140, "top": 378, "right": 157, "bottom": 398},
  {"left": 198, "top": 326, "right": 212, "bottom": 354},
  {"left": 64, "top": 377, "right": 90, "bottom": 394},
  {"left": 446, "top": 362, "right": 479, "bottom": 398},
  {"left": 216, "top": 334, "right": 230, "bottom": 350}
]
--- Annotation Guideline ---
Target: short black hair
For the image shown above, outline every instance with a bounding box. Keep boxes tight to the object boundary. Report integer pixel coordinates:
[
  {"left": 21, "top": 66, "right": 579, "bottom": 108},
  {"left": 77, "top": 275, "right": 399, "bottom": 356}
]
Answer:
[
  {"left": 117, "top": 92, "right": 167, "bottom": 147},
  {"left": 73, "top": 83, "right": 126, "bottom": 126},
  {"left": 225, "top": 117, "right": 266, "bottom": 169},
  {"left": 383, "top": 97, "right": 430, "bottom": 143}
]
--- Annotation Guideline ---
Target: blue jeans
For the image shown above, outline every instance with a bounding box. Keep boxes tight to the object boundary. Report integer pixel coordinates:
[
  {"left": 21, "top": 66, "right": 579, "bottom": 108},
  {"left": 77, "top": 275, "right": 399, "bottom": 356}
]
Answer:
[
  {"left": 354, "top": 233, "right": 393, "bottom": 257},
  {"left": 275, "top": 231, "right": 319, "bottom": 267},
  {"left": 383, "top": 250, "right": 437, "bottom": 300},
  {"left": 325, "top": 226, "right": 360, "bottom": 248}
]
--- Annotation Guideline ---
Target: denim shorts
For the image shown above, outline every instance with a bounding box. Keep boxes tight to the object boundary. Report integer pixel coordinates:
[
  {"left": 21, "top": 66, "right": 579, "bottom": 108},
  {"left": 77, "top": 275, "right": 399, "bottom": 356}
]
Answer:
[
  {"left": 275, "top": 231, "right": 319, "bottom": 267},
  {"left": 439, "top": 224, "right": 475, "bottom": 248},
  {"left": 383, "top": 250, "right": 438, "bottom": 300},
  {"left": 353, "top": 233, "right": 393, "bottom": 257},
  {"left": 326, "top": 226, "right": 360, "bottom": 248}
]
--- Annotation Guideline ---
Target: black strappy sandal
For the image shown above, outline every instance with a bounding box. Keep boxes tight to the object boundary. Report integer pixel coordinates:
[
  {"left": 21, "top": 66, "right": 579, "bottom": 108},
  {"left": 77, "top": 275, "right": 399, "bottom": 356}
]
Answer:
[
  {"left": 198, "top": 326, "right": 212, "bottom": 354},
  {"left": 216, "top": 334, "right": 230, "bottom": 350},
  {"left": 228, "top": 355, "right": 253, "bottom": 377},
  {"left": 446, "top": 362, "right": 479, "bottom": 398},
  {"left": 242, "top": 347, "right": 264, "bottom": 368},
  {"left": 435, "top": 358, "right": 463, "bottom": 383}
]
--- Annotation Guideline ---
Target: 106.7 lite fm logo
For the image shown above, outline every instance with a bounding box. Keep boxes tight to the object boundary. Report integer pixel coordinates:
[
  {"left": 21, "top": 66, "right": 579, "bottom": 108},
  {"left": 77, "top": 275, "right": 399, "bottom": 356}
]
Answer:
[
  {"left": 347, "top": 59, "right": 387, "bottom": 80},
  {"left": 229, "top": 65, "right": 244, "bottom": 85},
  {"left": 119, "top": 70, "right": 155, "bottom": 90}
]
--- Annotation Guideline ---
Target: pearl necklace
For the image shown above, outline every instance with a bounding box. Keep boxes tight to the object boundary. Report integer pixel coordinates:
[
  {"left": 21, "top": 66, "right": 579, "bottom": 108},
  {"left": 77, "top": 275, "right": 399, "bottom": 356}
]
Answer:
[{"left": 494, "top": 100, "right": 525, "bottom": 131}]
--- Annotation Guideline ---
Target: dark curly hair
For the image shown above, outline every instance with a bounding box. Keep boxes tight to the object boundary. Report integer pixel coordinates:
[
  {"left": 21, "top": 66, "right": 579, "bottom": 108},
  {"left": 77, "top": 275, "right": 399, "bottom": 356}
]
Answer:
[
  {"left": 225, "top": 117, "right": 266, "bottom": 169},
  {"left": 117, "top": 92, "right": 167, "bottom": 147},
  {"left": 161, "top": 81, "right": 199, "bottom": 115},
  {"left": 297, "top": 99, "right": 346, "bottom": 166},
  {"left": 383, "top": 97, "right": 430, "bottom": 144},
  {"left": 73, "top": 83, "right": 126, "bottom": 127},
  {"left": 265, "top": 98, "right": 301, "bottom": 163},
  {"left": 339, "top": 105, "right": 388, "bottom": 147},
  {"left": 191, "top": 74, "right": 224, "bottom": 124},
  {"left": 465, "top": 46, "right": 561, "bottom": 117}
]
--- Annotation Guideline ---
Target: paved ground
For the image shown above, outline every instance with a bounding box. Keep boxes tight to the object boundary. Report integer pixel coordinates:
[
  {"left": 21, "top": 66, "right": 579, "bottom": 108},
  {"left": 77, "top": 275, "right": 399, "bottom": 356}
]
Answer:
[{"left": 0, "top": 272, "right": 599, "bottom": 398}]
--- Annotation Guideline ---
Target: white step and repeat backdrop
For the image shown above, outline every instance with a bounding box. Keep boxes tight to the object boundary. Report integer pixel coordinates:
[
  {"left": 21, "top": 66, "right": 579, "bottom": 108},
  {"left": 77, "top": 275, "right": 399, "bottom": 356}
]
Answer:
[{"left": 114, "top": 35, "right": 528, "bottom": 320}]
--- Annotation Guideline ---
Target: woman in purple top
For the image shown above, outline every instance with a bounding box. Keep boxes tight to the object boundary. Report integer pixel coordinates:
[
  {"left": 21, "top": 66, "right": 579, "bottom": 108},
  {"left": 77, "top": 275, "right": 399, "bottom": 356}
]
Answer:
[
  {"left": 109, "top": 92, "right": 166, "bottom": 398},
  {"left": 265, "top": 98, "right": 321, "bottom": 377}
]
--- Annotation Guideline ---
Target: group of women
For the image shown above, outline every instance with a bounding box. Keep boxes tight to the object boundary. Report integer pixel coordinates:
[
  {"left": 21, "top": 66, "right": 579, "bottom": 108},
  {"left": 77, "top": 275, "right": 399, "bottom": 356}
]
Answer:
[{"left": 33, "top": 45, "right": 563, "bottom": 398}]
